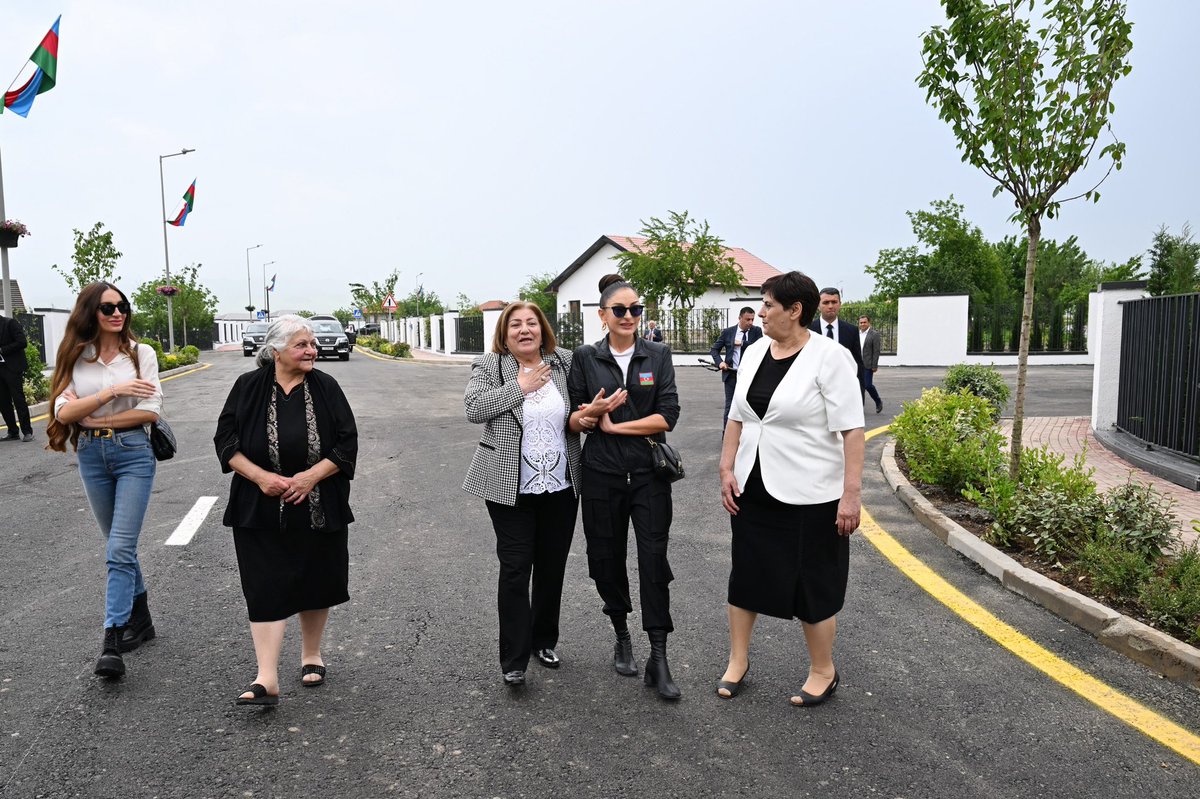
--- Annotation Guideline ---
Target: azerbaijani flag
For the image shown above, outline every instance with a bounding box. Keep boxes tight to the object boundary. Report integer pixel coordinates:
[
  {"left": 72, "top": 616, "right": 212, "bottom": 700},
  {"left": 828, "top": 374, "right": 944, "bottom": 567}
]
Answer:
[
  {"left": 267, "top": 274, "right": 277, "bottom": 292},
  {"left": 167, "top": 180, "right": 196, "bottom": 227},
  {"left": 3, "top": 16, "right": 60, "bottom": 118}
]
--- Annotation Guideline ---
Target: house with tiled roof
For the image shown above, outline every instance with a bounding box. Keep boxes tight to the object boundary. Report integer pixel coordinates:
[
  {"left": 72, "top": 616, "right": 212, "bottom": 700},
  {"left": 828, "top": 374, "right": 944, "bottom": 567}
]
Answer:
[{"left": 546, "top": 234, "right": 783, "bottom": 353}]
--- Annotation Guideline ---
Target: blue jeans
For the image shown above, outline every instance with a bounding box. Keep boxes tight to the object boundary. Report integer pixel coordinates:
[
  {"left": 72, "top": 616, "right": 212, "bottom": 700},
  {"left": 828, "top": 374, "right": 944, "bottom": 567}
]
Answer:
[{"left": 77, "top": 428, "right": 157, "bottom": 628}]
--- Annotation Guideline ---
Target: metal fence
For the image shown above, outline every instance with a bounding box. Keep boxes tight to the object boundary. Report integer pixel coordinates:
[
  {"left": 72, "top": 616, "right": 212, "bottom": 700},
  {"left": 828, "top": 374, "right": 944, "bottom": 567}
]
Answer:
[
  {"left": 455, "top": 315, "right": 485, "bottom": 353},
  {"left": 549, "top": 312, "right": 584, "bottom": 351},
  {"left": 437, "top": 317, "right": 445, "bottom": 352},
  {"left": 1116, "top": 293, "right": 1199, "bottom": 459},
  {"left": 839, "top": 302, "right": 897, "bottom": 354},
  {"left": 967, "top": 300, "right": 1088, "bottom": 354},
  {"left": 644, "top": 307, "right": 726, "bottom": 353},
  {"left": 16, "top": 313, "right": 45, "bottom": 363}
]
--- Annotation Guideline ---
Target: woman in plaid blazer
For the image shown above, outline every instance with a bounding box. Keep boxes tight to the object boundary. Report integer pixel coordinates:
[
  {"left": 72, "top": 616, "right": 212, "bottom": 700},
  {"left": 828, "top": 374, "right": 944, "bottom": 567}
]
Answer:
[{"left": 463, "top": 302, "right": 621, "bottom": 686}]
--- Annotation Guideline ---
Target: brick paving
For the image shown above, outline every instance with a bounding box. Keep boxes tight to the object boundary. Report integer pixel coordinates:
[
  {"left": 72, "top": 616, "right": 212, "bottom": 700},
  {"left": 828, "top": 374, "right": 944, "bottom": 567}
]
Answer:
[{"left": 1002, "top": 416, "right": 1199, "bottom": 547}]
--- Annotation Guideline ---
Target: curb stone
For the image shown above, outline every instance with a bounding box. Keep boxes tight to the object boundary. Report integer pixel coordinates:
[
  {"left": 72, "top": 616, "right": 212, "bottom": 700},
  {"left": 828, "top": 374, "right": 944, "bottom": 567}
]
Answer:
[{"left": 879, "top": 438, "right": 1200, "bottom": 691}]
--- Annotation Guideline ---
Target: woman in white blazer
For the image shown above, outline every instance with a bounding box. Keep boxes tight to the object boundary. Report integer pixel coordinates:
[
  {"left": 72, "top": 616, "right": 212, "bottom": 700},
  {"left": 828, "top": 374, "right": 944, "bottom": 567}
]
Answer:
[{"left": 716, "top": 271, "right": 865, "bottom": 706}]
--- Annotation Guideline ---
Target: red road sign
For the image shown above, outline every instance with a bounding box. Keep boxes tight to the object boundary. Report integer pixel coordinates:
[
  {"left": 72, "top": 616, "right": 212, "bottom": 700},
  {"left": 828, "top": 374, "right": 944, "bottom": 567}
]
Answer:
[{"left": 382, "top": 293, "right": 398, "bottom": 312}]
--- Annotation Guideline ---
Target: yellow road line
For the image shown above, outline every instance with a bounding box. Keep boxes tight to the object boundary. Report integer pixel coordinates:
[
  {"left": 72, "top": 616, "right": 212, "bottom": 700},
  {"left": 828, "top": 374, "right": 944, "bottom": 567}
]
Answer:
[
  {"left": 28, "top": 362, "right": 212, "bottom": 424},
  {"left": 353, "top": 345, "right": 395, "bottom": 362},
  {"left": 860, "top": 424, "right": 1200, "bottom": 765}
]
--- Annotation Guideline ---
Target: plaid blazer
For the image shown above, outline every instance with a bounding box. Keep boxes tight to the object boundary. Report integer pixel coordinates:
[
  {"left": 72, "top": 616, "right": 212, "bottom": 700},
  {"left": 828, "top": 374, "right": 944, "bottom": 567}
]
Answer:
[{"left": 462, "top": 349, "right": 582, "bottom": 506}]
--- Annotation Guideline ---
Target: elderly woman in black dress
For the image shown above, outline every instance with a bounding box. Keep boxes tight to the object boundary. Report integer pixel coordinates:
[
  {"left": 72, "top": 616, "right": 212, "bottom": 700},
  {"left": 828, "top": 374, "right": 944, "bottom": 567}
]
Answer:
[
  {"left": 214, "top": 315, "right": 358, "bottom": 706},
  {"left": 717, "top": 271, "right": 864, "bottom": 706}
]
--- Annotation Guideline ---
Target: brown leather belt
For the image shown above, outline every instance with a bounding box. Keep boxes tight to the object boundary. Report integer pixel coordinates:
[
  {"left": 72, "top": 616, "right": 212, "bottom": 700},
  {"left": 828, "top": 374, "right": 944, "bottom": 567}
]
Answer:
[{"left": 79, "top": 427, "right": 141, "bottom": 438}]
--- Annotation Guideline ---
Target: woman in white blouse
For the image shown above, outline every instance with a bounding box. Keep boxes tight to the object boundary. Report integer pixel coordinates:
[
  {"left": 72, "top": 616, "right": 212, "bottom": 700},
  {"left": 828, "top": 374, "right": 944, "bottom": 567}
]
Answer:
[
  {"left": 717, "top": 271, "right": 865, "bottom": 706},
  {"left": 463, "top": 302, "right": 618, "bottom": 686},
  {"left": 47, "top": 282, "right": 162, "bottom": 679}
]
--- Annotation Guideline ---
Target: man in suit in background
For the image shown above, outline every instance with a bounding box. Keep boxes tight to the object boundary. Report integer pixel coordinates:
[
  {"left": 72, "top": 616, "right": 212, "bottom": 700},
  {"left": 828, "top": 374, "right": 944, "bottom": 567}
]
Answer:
[
  {"left": 808, "top": 287, "right": 864, "bottom": 395},
  {"left": 0, "top": 314, "right": 33, "bottom": 442},
  {"left": 710, "top": 306, "right": 763, "bottom": 428},
  {"left": 858, "top": 314, "right": 883, "bottom": 413},
  {"left": 643, "top": 319, "right": 663, "bottom": 342}
]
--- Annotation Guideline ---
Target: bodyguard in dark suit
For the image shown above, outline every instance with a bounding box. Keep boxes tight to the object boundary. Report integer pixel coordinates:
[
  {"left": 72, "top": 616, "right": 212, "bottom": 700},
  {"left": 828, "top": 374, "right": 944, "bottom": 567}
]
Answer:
[
  {"left": 808, "top": 288, "right": 863, "bottom": 394},
  {"left": 710, "top": 307, "right": 763, "bottom": 428},
  {"left": 0, "top": 314, "right": 33, "bottom": 442},
  {"left": 858, "top": 315, "right": 883, "bottom": 413}
]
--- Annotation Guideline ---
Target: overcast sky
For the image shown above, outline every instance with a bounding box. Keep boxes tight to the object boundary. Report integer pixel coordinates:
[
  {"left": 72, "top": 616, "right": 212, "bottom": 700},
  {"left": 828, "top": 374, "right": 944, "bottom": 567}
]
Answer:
[{"left": 1, "top": 1, "right": 1195, "bottom": 316}]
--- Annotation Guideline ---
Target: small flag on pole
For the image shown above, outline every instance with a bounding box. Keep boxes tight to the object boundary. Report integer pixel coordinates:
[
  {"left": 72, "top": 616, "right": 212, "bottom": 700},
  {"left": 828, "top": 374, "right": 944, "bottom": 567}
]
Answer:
[
  {"left": 167, "top": 180, "right": 197, "bottom": 227},
  {"left": 267, "top": 274, "right": 277, "bottom": 293},
  {"left": 3, "top": 16, "right": 61, "bottom": 118}
]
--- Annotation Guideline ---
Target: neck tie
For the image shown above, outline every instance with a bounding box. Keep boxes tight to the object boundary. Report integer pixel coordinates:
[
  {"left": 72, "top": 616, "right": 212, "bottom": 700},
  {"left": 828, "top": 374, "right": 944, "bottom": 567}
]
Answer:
[{"left": 826, "top": 323, "right": 834, "bottom": 339}]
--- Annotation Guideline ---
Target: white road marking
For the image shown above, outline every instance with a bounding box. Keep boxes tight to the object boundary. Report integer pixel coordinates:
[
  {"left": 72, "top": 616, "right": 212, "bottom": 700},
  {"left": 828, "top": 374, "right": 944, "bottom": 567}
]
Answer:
[{"left": 165, "top": 496, "right": 219, "bottom": 546}]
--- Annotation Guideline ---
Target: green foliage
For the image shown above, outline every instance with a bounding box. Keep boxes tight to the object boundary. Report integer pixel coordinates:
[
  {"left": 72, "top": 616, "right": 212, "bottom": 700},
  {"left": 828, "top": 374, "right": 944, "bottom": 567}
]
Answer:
[
  {"left": 1138, "top": 543, "right": 1200, "bottom": 645},
  {"left": 1146, "top": 224, "right": 1200, "bottom": 296},
  {"left": 349, "top": 271, "right": 400, "bottom": 316},
  {"left": 130, "top": 263, "right": 219, "bottom": 351},
  {"left": 456, "top": 293, "right": 482, "bottom": 317},
  {"left": 179, "top": 345, "right": 200, "bottom": 361},
  {"left": 1075, "top": 537, "right": 1153, "bottom": 598},
  {"left": 294, "top": 310, "right": 315, "bottom": 318},
  {"left": 355, "top": 334, "right": 412, "bottom": 359},
  {"left": 613, "top": 210, "right": 743, "bottom": 311},
  {"left": 22, "top": 342, "right": 48, "bottom": 403},
  {"left": 891, "top": 387, "right": 1005, "bottom": 495},
  {"left": 331, "top": 308, "right": 353, "bottom": 327},
  {"left": 518, "top": 272, "right": 557, "bottom": 318},
  {"left": 1102, "top": 480, "right": 1179, "bottom": 559},
  {"left": 51, "top": 222, "right": 123, "bottom": 292},
  {"left": 942, "top": 363, "right": 1010, "bottom": 420}
]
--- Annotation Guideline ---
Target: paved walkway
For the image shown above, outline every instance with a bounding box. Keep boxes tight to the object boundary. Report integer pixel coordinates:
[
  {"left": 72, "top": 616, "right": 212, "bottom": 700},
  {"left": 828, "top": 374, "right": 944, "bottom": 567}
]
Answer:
[{"left": 1004, "top": 416, "right": 1199, "bottom": 547}]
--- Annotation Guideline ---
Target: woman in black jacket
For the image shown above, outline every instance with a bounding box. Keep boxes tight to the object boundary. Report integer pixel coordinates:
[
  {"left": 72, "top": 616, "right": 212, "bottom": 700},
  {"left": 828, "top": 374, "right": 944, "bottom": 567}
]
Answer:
[
  {"left": 567, "top": 274, "right": 682, "bottom": 700},
  {"left": 214, "top": 315, "right": 358, "bottom": 706}
]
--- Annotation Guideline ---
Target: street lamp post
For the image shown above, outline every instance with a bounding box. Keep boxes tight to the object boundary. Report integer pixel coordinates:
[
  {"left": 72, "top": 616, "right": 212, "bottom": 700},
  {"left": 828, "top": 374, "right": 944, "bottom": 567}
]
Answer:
[
  {"left": 158, "top": 148, "right": 195, "bottom": 351},
  {"left": 245, "top": 244, "right": 262, "bottom": 312},
  {"left": 262, "top": 261, "right": 276, "bottom": 321}
]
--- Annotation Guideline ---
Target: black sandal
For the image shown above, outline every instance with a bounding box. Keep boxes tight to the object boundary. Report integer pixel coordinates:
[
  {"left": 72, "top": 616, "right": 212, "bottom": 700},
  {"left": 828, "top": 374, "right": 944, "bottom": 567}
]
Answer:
[
  {"left": 235, "top": 683, "right": 279, "bottom": 706},
  {"left": 301, "top": 664, "right": 326, "bottom": 687}
]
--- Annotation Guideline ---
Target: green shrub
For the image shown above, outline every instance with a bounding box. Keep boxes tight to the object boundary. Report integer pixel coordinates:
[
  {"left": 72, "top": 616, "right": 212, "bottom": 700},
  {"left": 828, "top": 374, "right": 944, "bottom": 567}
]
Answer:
[
  {"left": 942, "top": 363, "right": 1011, "bottom": 420},
  {"left": 162, "top": 353, "right": 180, "bottom": 370},
  {"left": 891, "top": 387, "right": 1005, "bottom": 495},
  {"left": 180, "top": 345, "right": 200, "bottom": 363},
  {"left": 1075, "top": 537, "right": 1153, "bottom": 598},
  {"left": 23, "top": 342, "right": 48, "bottom": 403},
  {"left": 393, "top": 342, "right": 412, "bottom": 358},
  {"left": 1102, "top": 480, "right": 1179, "bottom": 559},
  {"left": 1139, "top": 543, "right": 1200, "bottom": 646}
]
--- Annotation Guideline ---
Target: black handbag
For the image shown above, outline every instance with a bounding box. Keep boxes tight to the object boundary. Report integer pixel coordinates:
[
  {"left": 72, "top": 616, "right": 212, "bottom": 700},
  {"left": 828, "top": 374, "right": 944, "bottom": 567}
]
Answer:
[
  {"left": 646, "top": 437, "right": 685, "bottom": 483},
  {"left": 150, "top": 418, "right": 177, "bottom": 461}
]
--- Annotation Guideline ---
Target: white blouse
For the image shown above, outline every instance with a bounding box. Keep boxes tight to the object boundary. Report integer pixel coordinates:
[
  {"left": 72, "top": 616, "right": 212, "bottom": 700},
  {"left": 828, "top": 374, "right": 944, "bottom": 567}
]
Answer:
[
  {"left": 518, "top": 373, "right": 569, "bottom": 494},
  {"left": 53, "top": 342, "right": 163, "bottom": 423}
]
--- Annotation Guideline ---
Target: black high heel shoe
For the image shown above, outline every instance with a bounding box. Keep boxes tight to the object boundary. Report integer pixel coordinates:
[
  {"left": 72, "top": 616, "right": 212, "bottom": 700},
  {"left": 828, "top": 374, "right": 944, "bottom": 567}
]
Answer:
[
  {"left": 715, "top": 663, "right": 749, "bottom": 699},
  {"left": 790, "top": 671, "right": 839, "bottom": 707}
]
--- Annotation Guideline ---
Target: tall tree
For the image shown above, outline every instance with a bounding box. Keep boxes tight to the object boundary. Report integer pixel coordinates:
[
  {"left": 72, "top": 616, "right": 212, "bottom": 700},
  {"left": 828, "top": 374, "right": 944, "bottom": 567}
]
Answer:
[
  {"left": 1146, "top": 224, "right": 1200, "bottom": 296},
  {"left": 130, "top": 263, "right": 218, "bottom": 348},
  {"left": 349, "top": 270, "right": 401, "bottom": 315},
  {"left": 919, "top": 0, "right": 1133, "bottom": 477},
  {"left": 612, "top": 211, "right": 744, "bottom": 311},
  {"left": 518, "top": 271, "right": 557, "bottom": 318},
  {"left": 51, "top": 222, "right": 123, "bottom": 292}
]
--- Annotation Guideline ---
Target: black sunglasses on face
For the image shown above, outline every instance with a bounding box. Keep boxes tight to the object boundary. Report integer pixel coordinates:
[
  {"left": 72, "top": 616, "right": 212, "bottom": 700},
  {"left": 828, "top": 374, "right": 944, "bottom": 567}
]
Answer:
[
  {"left": 98, "top": 301, "right": 130, "bottom": 316},
  {"left": 602, "top": 304, "right": 645, "bottom": 318}
]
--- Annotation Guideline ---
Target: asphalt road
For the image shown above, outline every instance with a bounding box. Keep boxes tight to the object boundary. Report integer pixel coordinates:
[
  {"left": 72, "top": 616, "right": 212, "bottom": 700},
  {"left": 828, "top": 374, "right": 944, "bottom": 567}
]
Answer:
[{"left": 0, "top": 355, "right": 1196, "bottom": 798}]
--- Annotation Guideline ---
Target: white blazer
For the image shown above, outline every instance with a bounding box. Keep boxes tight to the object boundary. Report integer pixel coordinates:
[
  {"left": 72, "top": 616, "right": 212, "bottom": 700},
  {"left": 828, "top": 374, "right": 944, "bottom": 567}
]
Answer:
[{"left": 729, "top": 333, "right": 865, "bottom": 505}]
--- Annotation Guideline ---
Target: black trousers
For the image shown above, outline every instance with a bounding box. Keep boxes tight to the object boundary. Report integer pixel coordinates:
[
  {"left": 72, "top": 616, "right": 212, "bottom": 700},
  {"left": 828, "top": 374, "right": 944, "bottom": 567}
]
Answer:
[
  {"left": 581, "top": 467, "right": 674, "bottom": 633},
  {"left": 722, "top": 373, "right": 737, "bottom": 428},
  {"left": 0, "top": 366, "right": 31, "bottom": 436},
  {"left": 486, "top": 487, "right": 578, "bottom": 673}
]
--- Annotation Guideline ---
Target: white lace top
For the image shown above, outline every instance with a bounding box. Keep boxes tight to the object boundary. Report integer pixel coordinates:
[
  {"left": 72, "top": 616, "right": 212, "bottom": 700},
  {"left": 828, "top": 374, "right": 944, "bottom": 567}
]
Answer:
[{"left": 518, "top": 370, "right": 569, "bottom": 494}]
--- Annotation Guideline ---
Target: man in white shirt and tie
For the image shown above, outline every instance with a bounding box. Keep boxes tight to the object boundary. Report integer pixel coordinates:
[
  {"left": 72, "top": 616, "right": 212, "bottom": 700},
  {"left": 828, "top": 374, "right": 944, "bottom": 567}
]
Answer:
[
  {"left": 807, "top": 287, "right": 864, "bottom": 396},
  {"left": 710, "top": 307, "right": 763, "bottom": 428}
]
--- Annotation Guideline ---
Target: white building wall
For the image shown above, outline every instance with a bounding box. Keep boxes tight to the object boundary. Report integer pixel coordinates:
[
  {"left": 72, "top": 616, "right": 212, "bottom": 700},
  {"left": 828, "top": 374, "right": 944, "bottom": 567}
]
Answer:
[
  {"left": 443, "top": 311, "right": 459, "bottom": 354},
  {"left": 1091, "top": 284, "right": 1147, "bottom": 432},
  {"left": 482, "top": 308, "right": 503, "bottom": 352}
]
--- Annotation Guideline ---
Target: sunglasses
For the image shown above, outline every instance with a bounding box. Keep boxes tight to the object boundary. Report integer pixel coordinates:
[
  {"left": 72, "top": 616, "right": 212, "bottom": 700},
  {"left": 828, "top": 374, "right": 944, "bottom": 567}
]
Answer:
[
  {"left": 602, "top": 304, "right": 645, "bottom": 318},
  {"left": 98, "top": 301, "right": 131, "bottom": 317}
]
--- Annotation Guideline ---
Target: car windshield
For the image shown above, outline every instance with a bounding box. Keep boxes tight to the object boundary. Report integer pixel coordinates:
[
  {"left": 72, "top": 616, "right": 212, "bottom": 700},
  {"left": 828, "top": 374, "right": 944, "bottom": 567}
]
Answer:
[
  {"left": 314, "top": 323, "right": 341, "bottom": 333},
  {"left": 246, "top": 324, "right": 268, "bottom": 334}
]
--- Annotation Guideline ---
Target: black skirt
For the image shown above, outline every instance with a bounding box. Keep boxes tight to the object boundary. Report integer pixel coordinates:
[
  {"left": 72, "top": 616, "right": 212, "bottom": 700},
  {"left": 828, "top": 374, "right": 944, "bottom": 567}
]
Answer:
[
  {"left": 727, "top": 462, "right": 846, "bottom": 622},
  {"left": 233, "top": 526, "right": 350, "bottom": 622}
]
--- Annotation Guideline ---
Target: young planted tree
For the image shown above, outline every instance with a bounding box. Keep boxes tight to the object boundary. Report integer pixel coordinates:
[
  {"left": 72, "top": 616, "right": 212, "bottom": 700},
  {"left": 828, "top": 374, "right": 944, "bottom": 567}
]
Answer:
[
  {"left": 919, "top": 0, "right": 1133, "bottom": 477},
  {"left": 349, "top": 270, "right": 401, "bottom": 316},
  {"left": 51, "top": 222, "right": 123, "bottom": 292},
  {"left": 130, "top": 262, "right": 219, "bottom": 348}
]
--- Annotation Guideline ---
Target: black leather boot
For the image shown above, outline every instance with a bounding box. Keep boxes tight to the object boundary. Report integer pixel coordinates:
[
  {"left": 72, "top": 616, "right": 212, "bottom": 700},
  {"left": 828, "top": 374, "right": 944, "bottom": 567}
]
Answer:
[
  {"left": 643, "top": 630, "right": 680, "bottom": 700},
  {"left": 612, "top": 615, "right": 638, "bottom": 677},
  {"left": 94, "top": 626, "right": 126, "bottom": 678},
  {"left": 120, "top": 592, "right": 156, "bottom": 652}
]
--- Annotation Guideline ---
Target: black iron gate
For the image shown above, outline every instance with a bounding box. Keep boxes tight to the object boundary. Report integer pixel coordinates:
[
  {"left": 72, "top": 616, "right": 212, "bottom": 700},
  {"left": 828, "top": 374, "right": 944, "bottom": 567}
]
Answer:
[
  {"left": 437, "top": 317, "right": 446, "bottom": 352},
  {"left": 456, "top": 315, "right": 484, "bottom": 353},
  {"left": 1116, "top": 293, "right": 1199, "bottom": 459}
]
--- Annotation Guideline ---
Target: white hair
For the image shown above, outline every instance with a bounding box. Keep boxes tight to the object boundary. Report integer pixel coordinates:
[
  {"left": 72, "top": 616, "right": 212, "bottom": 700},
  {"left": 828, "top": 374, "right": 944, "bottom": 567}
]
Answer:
[{"left": 256, "top": 315, "right": 315, "bottom": 367}]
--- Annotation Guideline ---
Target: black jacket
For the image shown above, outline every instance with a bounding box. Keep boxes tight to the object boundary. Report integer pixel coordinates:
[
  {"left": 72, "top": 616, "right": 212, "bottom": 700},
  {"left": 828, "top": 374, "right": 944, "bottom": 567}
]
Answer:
[
  {"left": 809, "top": 318, "right": 864, "bottom": 388},
  {"left": 568, "top": 336, "right": 680, "bottom": 477},
  {"left": 214, "top": 366, "right": 358, "bottom": 530},
  {"left": 709, "top": 323, "right": 764, "bottom": 383},
  {"left": 0, "top": 316, "right": 28, "bottom": 375}
]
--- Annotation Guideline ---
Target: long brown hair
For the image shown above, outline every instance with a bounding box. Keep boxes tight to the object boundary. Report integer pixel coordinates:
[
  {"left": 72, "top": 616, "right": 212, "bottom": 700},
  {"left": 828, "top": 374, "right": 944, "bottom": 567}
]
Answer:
[{"left": 46, "top": 282, "right": 141, "bottom": 452}]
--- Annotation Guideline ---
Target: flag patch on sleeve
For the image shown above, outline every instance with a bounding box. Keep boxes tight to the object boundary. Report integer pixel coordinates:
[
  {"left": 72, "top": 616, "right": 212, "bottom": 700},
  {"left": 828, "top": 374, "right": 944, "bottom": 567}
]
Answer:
[{"left": 639, "top": 372, "right": 655, "bottom": 386}]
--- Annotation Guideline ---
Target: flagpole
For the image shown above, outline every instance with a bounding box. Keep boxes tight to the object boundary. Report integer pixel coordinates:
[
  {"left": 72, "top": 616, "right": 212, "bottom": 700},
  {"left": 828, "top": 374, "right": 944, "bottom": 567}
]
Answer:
[
  {"left": 0, "top": 141, "right": 12, "bottom": 317},
  {"left": 157, "top": 148, "right": 194, "bottom": 351}
]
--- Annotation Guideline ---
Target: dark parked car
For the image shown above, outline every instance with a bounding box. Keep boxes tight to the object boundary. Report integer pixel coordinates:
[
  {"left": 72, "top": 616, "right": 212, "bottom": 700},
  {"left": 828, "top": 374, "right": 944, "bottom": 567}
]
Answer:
[
  {"left": 242, "top": 322, "right": 269, "bottom": 357},
  {"left": 358, "top": 323, "right": 381, "bottom": 337},
  {"left": 312, "top": 320, "right": 352, "bottom": 360}
]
